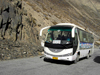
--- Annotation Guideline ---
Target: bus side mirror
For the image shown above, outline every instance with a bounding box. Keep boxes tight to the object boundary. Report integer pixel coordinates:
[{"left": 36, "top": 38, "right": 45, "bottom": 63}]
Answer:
[
  {"left": 41, "top": 40, "right": 44, "bottom": 47},
  {"left": 40, "top": 26, "right": 50, "bottom": 47}
]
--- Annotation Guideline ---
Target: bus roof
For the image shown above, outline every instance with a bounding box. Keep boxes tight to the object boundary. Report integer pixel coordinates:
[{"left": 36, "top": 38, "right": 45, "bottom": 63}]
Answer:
[{"left": 56, "top": 23, "right": 85, "bottom": 30}]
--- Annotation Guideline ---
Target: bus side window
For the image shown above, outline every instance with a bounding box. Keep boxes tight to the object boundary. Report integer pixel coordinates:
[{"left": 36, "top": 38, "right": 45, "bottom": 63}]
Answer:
[{"left": 74, "top": 29, "right": 78, "bottom": 45}]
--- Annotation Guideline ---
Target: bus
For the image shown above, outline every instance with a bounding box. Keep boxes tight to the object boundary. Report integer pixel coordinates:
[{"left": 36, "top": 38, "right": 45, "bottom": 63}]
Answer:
[{"left": 40, "top": 23, "right": 94, "bottom": 63}]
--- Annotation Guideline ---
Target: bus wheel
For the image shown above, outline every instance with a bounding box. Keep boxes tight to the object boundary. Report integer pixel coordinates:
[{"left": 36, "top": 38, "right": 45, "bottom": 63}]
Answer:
[
  {"left": 74, "top": 55, "right": 80, "bottom": 64},
  {"left": 86, "top": 52, "right": 90, "bottom": 59}
]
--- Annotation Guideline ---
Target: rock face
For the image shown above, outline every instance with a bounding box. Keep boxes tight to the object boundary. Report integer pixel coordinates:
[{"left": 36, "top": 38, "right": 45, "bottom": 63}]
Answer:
[
  {"left": 0, "top": 0, "right": 22, "bottom": 41},
  {"left": 0, "top": 0, "right": 42, "bottom": 60}
]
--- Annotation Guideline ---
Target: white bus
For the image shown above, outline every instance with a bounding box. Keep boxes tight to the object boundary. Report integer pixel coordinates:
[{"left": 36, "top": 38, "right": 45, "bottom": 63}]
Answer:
[{"left": 40, "top": 23, "right": 94, "bottom": 63}]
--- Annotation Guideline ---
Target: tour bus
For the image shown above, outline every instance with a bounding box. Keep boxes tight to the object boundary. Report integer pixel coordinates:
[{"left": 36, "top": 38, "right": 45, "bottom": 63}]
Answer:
[{"left": 40, "top": 23, "right": 94, "bottom": 63}]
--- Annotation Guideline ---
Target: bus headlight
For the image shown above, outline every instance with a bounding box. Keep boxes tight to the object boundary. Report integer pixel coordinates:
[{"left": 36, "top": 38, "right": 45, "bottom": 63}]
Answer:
[
  {"left": 67, "top": 52, "right": 73, "bottom": 56},
  {"left": 62, "top": 52, "right": 73, "bottom": 56}
]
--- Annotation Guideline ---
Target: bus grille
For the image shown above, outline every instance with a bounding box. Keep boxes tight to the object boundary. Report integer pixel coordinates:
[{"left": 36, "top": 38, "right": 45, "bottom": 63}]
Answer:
[
  {"left": 49, "top": 48, "right": 62, "bottom": 53},
  {"left": 44, "top": 51, "right": 71, "bottom": 57}
]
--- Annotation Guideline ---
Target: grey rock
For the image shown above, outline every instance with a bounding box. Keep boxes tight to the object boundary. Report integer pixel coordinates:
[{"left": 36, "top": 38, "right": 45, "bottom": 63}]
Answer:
[
  {"left": 0, "top": 15, "right": 2, "bottom": 27},
  {"left": 1, "top": 24, "right": 6, "bottom": 36},
  {"left": 17, "top": 0, "right": 22, "bottom": 9},
  {"left": 11, "top": 17, "right": 18, "bottom": 30},
  {"left": 0, "top": 8, "right": 2, "bottom": 15},
  {"left": 2, "top": 11, "right": 9, "bottom": 24},
  {"left": 23, "top": 9, "right": 27, "bottom": 16},
  {"left": 9, "top": 4, "right": 16, "bottom": 18}
]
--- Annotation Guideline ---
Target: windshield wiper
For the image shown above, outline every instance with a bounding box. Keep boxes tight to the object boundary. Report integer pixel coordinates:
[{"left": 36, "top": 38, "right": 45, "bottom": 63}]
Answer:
[{"left": 60, "top": 42, "right": 73, "bottom": 48}]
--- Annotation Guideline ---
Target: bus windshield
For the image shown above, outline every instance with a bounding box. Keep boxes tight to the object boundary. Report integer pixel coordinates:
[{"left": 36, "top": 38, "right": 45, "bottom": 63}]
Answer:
[{"left": 45, "top": 26, "right": 72, "bottom": 44}]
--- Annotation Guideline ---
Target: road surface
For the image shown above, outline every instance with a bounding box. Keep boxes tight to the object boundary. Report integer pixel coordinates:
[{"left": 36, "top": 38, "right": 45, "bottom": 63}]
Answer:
[{"left": 0, "top": 49, "right": 100, "bottom": 75}]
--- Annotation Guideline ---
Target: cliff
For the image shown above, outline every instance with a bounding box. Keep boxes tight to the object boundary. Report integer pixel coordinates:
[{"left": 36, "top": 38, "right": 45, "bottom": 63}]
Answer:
[{"left": 0, "top": 0, "right": 42, "bottom": 60}]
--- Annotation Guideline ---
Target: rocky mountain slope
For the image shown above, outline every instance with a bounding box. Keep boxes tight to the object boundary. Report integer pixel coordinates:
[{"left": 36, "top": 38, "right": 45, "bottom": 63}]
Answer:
[
  {"left": 23, "top": 0, "right": 100, "bottom": 40},
  {"left": 0, "top": 0, "right": 100, "bottom": 60}
]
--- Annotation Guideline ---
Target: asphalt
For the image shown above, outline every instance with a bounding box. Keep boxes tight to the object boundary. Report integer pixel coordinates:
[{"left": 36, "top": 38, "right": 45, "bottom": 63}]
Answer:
[{"left": 0, "top": 48, "right": 100, "bottom": 75}]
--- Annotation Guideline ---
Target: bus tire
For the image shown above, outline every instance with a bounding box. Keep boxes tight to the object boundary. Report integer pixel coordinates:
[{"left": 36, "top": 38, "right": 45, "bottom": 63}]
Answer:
[{"left": 74, "top": 54, "right": 80, "bottom": 64}]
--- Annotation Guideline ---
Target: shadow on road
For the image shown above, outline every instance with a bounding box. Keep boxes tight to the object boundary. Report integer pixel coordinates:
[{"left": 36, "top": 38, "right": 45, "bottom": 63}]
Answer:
[
  {"left": 43, "top": 57, "right": 89, "bottom": 65},
  {"left": 43, "top": 58, "right": 73, "bottom": 65},
  {"left": 94, "top": 56, "right": 100, "bottom": 64}
]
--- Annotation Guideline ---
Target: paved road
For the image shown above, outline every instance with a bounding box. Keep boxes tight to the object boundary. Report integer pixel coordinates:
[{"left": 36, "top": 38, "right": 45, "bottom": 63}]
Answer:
[{"left": 0, "top": 49, "right": 100, "bottom": 75}]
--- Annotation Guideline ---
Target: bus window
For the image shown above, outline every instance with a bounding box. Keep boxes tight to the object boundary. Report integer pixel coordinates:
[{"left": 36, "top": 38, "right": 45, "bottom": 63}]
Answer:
[
  {"left": 46, "top": 32, "right": 53, "bottom": 43},
  {"left": 78, "top": 29, "right": 83, "bottom": 42},
  {"left": 73, "top": 28, "right": 78, "bottom": 45},
  {"left": 45, "top": 26, "right": 72, "bottom": 44},
  {"left": 78, "top": 29, "right": 89, "bottom": 43},
  {"left": 83, "top": 31, "right": 88, "bottom": 42}
]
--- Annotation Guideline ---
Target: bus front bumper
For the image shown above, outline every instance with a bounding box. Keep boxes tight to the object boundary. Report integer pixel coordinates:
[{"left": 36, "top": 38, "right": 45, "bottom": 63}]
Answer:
[{"left": 44, "top": 53, "right": 74, "bottom": 61}]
